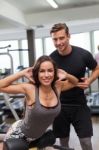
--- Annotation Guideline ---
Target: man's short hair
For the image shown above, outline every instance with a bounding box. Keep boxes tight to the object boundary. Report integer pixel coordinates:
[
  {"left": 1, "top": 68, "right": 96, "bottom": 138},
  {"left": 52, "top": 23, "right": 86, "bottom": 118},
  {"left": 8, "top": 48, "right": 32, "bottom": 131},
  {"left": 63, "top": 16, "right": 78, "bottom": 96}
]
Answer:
[{"left": 50, "top": 23, "right": 69, "bottom": 35}]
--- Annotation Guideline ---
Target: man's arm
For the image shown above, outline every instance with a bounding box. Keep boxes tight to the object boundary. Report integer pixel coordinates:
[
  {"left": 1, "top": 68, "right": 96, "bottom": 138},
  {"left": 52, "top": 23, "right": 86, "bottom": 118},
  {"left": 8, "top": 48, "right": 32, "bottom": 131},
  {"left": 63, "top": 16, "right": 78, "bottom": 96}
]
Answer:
[
  {"left": 88, "top": 65, "right": 99, "bottom": 84},
  {"left": 77, "top": 65, "right": 99, "bottom": 89}
]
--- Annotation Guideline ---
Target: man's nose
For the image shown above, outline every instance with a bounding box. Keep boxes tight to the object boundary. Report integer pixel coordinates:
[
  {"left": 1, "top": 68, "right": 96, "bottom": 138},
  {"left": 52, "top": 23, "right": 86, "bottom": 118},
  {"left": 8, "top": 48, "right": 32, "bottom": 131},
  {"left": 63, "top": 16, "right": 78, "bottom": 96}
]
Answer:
[{"left": 57, "top": 39, "right": 61, "bottom": 45}]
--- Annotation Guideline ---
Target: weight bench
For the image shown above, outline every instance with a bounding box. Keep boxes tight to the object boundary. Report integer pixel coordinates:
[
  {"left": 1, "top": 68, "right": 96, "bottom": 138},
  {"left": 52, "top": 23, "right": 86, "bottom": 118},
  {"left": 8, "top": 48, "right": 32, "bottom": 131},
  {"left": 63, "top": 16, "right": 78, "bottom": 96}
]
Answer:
[{"left": 3, "top": 130, "right": 74, "bottom": 150}]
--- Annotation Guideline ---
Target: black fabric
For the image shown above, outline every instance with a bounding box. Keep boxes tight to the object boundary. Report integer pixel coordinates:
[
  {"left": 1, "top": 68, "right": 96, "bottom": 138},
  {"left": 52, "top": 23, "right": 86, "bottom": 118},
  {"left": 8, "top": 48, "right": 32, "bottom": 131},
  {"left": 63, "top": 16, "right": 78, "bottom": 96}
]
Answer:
[
  {"left": 29, "top": 129, "right": 56, "bottom": 148},
  {"left": 53, "top": 105, "right": 93, "bottom": 138},
  {"left": 3, "top": 139, "right": 29, "bottom": 150},
  {"left": 50, "top": 46, "right": 97, "bottom": 105}
]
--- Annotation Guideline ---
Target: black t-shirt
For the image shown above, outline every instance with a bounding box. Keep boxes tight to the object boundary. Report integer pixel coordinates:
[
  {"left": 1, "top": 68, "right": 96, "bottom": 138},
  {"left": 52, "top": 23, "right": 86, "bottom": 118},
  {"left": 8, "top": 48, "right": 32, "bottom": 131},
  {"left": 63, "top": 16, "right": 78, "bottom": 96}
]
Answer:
[{"left": 50, "top": 46, "right": 97, "bottom": 105}]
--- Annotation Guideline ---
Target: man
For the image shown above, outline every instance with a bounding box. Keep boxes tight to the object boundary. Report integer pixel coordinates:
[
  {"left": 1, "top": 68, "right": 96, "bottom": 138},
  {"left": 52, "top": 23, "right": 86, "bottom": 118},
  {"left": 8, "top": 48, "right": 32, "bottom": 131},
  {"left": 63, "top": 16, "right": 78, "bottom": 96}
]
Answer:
[
  {"left": 50, "top": 23, "right": 99, "bottom": 150},
  {"left": 95, "top": 45, "right": 99, "bottom": 90},
  {"left": 95, "top": 45, "right": 99, "bottom": 65}
]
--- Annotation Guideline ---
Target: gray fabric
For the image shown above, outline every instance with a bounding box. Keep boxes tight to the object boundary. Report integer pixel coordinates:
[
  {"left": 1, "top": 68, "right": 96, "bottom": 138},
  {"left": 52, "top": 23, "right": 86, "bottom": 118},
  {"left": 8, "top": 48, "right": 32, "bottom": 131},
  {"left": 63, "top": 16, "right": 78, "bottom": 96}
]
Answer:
[
  {"left": 60, "top": 137, "right": 69, "bottom": 147},
  {"left": 79, "top": 137, "right": 93, "bottom": 150},
  {"left": 21, "top": 87, "right": 61, "bottom": 139},
  {"left": 3, "top": 138, "right": 29, "bottom": 150},
  {"left": 59, "top": 137, "right": 93, "bottom": 150}
]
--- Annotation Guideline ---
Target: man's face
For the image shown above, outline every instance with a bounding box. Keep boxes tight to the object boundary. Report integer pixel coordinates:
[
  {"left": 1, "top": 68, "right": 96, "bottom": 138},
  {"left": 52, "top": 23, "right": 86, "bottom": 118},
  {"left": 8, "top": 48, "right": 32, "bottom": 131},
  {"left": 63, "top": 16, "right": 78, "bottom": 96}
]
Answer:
[{"left": 51, "top": 29, "right": 70, "bottom": 55}]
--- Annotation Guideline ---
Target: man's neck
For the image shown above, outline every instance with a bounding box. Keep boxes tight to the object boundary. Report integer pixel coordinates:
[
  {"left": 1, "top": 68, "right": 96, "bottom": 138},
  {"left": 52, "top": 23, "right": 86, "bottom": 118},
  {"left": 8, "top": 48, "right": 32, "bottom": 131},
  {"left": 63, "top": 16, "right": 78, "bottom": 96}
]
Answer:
[
  {"left": 66, "top": 45, "right": 72, "bottom": 55},
  {"left": 59, "top": 45, "right": 72, "bottom": 56}
]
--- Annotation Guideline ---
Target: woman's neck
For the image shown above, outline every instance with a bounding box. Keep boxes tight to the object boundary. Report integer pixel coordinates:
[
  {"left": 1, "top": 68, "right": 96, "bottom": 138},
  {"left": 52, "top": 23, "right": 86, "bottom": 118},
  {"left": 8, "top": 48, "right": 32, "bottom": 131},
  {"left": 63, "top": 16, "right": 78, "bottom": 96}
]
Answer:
[
  {"left": 39, "top": 85, "right": 54, "bottom": 101},
  {"left": 39, "top": 85, "right": 52, "bottom": 93}
]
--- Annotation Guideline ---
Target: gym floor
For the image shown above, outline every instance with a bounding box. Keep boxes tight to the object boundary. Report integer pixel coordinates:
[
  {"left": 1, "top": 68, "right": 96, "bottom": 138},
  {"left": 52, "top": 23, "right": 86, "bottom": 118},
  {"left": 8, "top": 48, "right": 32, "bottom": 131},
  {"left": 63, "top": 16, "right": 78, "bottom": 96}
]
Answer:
[{"left": 0, "top": 116, "right": 99, "bottom": 150}]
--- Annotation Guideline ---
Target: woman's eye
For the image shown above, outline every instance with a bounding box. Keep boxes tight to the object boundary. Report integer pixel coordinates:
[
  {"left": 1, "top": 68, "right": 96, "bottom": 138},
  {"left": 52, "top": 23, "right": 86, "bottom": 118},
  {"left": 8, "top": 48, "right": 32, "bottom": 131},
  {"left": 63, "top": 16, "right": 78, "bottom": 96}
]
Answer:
[
  {"left": 49, "top": 70, "right": 53, "bottom": 73},
  {"left": 39, "top": 70, "right": 44, "bottom": 73}
]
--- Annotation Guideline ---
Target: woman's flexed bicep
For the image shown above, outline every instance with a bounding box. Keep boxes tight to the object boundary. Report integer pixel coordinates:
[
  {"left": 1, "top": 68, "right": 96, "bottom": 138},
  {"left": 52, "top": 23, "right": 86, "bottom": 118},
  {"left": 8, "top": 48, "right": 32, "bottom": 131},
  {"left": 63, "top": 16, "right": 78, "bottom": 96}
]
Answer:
[
  {"left": 0, "top": 67, "right": 34, "bottom": 89},
  {"left": 61, "top": 80, "right": 76, "bottom": 91},
  {"left": 55, "top": 80, "right": 76, "bottom": 92},
  {"left": 0, "top": 83, "right": 26, "bottom": 94}
]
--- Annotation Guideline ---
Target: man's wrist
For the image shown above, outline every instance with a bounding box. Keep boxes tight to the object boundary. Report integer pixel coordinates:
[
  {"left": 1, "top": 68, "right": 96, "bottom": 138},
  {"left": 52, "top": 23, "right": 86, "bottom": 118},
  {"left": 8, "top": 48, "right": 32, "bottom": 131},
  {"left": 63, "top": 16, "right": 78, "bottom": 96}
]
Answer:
[{"left": 88, "top": 77, "right": 92, "bottom": 84}]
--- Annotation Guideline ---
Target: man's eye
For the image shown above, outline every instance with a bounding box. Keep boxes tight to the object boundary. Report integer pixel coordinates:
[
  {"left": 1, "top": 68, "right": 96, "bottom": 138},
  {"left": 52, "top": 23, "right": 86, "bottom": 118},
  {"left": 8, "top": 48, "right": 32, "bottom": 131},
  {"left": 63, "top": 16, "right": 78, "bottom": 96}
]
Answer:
[{"left": 53, "top": 39, "right": 57, "bottom": 42}]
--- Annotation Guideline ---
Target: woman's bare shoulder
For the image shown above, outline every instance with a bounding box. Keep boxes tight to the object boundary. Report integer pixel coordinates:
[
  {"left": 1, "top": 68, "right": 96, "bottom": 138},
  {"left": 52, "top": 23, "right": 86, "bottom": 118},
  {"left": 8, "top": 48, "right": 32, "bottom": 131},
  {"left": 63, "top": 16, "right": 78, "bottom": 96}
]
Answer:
[
  {"left": 55, "top": 81, "right": 62, "bottom": 95},
  {"left": 22, "top": 82, "right": 36, "bottom": 90}
]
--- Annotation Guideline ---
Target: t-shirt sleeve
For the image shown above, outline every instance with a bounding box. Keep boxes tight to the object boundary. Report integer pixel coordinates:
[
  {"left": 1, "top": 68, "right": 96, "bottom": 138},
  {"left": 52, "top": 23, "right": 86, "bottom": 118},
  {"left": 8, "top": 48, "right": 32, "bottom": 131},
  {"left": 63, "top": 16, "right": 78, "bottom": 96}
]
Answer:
[{"left": 84, "top": 50, "right": 97, "bottom": 70}]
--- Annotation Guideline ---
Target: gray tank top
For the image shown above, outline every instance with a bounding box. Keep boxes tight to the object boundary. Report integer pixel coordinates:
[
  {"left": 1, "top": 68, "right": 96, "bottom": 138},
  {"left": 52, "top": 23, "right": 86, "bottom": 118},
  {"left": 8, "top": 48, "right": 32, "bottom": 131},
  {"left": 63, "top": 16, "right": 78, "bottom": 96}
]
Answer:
[{"left": 21, "top": 87, "right": 61, "bottom": 139}]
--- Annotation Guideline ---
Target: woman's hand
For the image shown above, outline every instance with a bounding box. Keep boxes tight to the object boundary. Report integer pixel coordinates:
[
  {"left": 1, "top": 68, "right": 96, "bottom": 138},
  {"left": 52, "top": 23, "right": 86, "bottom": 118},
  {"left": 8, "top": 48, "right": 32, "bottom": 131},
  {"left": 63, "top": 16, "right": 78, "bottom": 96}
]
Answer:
[
  {"left": 57, "top": 69, "right": 78, "bottom": 84},
  {"left": 21, "top": 67, "right": 35, "bottom": 83},
  {"left": 57, "top": 69, "right": 67, "bottom": 81}
]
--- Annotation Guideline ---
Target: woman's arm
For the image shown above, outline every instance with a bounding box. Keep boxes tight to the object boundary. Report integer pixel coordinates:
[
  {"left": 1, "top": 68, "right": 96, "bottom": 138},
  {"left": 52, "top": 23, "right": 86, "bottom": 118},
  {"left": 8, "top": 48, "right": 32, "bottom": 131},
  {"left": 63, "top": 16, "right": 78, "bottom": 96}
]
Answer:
[
  {"left": 0, "top": 67, "right": 33, "bottom": 89},
  {"left": 56, "top": 80, "right": 78, "bottom": 92},
  {"left": 56, "top": 69, "right": 78, "bottom": 92},
  {"left": 0, "top": 83, "right": 26, "bottom": 94},
  {"left": 57, "top": 69, "right": 78, "bottom": 84}
]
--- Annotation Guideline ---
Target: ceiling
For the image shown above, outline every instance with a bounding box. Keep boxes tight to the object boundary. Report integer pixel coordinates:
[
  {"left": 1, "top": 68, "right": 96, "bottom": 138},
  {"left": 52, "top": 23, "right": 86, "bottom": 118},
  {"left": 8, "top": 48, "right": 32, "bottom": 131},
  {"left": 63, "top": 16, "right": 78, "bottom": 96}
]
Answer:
[{"left": 0, "top": 0, "right": 99, "bottom": 39}]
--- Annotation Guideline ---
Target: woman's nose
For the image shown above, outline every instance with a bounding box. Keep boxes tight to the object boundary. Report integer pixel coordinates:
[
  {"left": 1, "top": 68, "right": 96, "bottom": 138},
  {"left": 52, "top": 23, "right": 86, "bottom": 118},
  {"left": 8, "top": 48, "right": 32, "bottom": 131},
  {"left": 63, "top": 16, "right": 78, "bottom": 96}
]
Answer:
[{"left": 45, "top": 71, "right": 49, "bottom": 76}]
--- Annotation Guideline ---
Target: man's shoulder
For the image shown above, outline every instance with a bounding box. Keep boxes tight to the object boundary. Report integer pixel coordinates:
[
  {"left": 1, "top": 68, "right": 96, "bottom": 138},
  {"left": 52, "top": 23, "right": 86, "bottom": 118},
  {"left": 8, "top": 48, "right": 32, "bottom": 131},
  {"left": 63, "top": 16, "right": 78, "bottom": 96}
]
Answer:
[
  {"left": 50, "top": 50, "right": 57, "bottom": 55},
  {"left": 72, "top": 45, "right": 86, "bottom": 51},
  {"left": 72, "top": 45, "right": 90, "bottom": 55},
  {"left": 50, "top": 50, "right": 58, "bottom": 58}
]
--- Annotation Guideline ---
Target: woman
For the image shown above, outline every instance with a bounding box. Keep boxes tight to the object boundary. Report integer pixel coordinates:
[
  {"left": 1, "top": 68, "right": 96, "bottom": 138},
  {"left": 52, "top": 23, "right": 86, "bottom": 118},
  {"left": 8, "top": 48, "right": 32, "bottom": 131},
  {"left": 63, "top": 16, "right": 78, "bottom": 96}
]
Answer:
[{"left": 0, "top": 55, "right": 78, "bottom": 148}]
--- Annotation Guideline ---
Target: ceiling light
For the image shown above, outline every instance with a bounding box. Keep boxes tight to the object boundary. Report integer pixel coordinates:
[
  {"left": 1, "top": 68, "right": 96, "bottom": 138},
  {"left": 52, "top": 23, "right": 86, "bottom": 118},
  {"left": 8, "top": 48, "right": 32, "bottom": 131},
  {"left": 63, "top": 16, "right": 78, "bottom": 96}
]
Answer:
[{"left": 46, "top": 0, "right": 58, "bottom": 8}]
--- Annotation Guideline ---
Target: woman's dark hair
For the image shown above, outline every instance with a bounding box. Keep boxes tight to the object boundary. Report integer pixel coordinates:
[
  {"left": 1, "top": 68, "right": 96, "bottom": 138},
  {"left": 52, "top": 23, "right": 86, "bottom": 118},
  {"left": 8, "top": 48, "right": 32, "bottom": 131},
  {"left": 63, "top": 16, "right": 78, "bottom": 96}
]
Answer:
[
  {"left": 50, "top": 23, "right": 69, "bottom": 35},
  {"left": 33, "top": 55, "right": 58, "bottom": 88}
]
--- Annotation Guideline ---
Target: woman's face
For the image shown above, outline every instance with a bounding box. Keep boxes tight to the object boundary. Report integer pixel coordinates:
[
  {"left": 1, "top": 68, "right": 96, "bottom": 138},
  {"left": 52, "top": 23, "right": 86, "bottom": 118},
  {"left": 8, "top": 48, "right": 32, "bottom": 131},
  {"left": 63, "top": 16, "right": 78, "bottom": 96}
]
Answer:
[{"left": 38, "top": 61, "right": 55, "bottom": 86}]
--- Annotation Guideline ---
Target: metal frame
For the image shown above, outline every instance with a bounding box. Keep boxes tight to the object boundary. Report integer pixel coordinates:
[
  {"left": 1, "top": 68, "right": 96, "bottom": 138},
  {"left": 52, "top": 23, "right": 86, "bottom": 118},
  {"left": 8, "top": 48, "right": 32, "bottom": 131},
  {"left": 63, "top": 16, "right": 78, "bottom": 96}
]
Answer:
[{"left": 0, "top": 52, "right": 19, "bottom": 121}]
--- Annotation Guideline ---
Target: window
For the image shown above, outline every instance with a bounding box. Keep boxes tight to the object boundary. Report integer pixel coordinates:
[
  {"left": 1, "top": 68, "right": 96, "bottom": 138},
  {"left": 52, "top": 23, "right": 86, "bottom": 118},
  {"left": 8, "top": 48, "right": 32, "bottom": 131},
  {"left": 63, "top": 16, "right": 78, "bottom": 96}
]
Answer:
[
  {"left": 21, "top": 40, "right": 29, "bottom": 67},
  {"left": 0, "top": 40, "right": 19, "bottom": 73},
  {"left": 93, "top": 31, "right": 99, "bottom": 54},
  {"left": 35, "top": 38, "right": 43, "bottom": 59},
  {"left": 22, "top": 38, "right": 43, "bottom": 67},
  {"left": 44, "top": 37, "right": 55, "bottom": 55},
  {"left": 70, "top": 32, "right": 91, "bottom": 52}
]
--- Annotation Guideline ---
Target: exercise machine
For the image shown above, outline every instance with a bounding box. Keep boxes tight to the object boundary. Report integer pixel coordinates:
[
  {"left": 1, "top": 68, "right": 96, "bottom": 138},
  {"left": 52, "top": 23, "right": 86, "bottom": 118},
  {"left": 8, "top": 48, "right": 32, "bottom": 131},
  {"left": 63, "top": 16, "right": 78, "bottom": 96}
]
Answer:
[
  {"left": 0, "top": 52, "right": 20, "bottom": 121},
  {"left": 0, "top": 52, "right": 24, "bottom": 138}
]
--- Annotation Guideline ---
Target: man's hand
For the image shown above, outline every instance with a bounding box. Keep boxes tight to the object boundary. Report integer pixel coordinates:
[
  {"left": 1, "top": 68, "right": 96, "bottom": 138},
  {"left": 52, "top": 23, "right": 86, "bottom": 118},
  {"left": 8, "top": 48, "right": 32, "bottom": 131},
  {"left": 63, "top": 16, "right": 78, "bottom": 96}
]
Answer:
[{"left": 77, "top": 77, "right": 91, "bottom": 89}]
